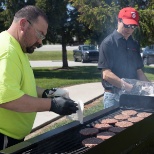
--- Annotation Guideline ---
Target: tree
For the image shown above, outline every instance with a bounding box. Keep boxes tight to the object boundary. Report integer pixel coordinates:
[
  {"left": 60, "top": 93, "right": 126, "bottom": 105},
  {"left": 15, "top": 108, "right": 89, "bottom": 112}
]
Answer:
[
  {"left": 70, "top": 0, "right": 119, "bottom": 45},
  {"left": 36, "top": 0, "right": 88, "bottom": 69},
  {"left": 35, "top": 0, "right": 71, "bottom": 68},
  {"left": 0, "top": 0, "right": 34, "bottom": 30},
  {"left": 70, "top": 0, "right": 154, "bottom": 46},
  {"left": 0, "top": 2, "right": 5, "bottom": 32},
  {"left": 136, "top": 8, "right": 154, "bottom": 46}
]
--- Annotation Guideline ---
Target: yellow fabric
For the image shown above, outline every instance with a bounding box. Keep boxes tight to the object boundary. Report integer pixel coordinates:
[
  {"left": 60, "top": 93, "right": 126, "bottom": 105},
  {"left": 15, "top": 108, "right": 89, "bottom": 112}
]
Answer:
[{"left": 0, "top": 31, "right": 37, "bottom": 139}]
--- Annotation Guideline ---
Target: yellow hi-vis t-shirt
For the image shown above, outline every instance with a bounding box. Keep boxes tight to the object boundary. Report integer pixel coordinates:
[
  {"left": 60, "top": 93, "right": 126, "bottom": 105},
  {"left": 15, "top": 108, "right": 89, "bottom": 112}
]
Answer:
[{"left": 0, "top": 31, "right": 37, "bottom": 139}]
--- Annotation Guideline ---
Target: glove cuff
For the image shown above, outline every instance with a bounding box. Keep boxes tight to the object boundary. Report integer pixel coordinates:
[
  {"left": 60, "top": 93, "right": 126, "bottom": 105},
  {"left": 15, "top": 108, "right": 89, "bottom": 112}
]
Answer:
[
  {"left": 42, "top": 88, "right": 57, "bottom": 98},
  {"left": 50, "top": 97, "right": 56, "bottom": 111},
  {"left": 42, "top": 89, "right": 50, "bottom": 98}
]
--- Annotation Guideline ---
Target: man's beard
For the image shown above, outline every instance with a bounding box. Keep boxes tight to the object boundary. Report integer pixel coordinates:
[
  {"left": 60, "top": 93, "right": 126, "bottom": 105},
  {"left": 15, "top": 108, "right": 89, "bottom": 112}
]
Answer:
[{"left": 26, "top": 43, "right": 42, "bottom": 54}]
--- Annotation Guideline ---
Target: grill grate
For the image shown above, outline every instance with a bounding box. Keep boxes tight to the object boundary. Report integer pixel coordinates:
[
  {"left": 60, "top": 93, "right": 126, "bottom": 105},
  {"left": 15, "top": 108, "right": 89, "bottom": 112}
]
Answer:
[
  {"left": 10, "top": 109, "right": 153, "bottom": 154},
  {"left": 22, "top": 128, "right": 89, "bottom": 154}
]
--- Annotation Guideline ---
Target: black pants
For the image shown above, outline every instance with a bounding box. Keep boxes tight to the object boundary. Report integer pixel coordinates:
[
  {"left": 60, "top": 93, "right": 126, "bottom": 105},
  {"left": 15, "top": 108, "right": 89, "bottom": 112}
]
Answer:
[{"left": 0, "top": 133, "right": 24, "bottom": 150}]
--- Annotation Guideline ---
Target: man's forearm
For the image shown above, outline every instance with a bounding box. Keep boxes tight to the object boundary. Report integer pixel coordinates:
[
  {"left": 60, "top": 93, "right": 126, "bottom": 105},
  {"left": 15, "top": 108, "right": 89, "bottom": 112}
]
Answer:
[
  {"left": 102, "top": 69, "right": 133, "bottom": 91},
  {"left": 102, "top": 69, "right": 122, "bottom": 88},
  {"left": 0, "top": 94, "right": 51, "bottom": 112}
]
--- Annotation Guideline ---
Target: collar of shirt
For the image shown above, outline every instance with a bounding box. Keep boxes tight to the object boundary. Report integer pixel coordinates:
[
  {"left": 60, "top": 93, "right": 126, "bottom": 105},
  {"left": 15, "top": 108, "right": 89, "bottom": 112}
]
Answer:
[{"left": 113, "top": 29, "right": 133, "bottom": 41}]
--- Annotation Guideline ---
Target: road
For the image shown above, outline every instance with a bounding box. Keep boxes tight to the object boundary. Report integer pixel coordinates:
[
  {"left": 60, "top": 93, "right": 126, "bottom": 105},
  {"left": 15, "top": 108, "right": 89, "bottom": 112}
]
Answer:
[{"left": 34, "top": 44, "right": 78, "bottom": 51}]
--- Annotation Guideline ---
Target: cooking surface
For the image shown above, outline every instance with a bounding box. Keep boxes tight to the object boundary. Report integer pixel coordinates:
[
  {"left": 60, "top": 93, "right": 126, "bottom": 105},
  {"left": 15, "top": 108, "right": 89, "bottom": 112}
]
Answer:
[{"left": 28, "top": 109, "right": 153, "bottom": 154}]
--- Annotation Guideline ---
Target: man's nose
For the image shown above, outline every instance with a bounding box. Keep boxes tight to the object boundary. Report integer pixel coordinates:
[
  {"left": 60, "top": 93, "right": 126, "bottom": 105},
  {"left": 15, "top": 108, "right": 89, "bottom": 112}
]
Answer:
[
  {"left": 36, "top": 41, "right": 42, "bottom": 48},
  {"left": 37, "top": 40, "right": 43, "bottom": 47}
]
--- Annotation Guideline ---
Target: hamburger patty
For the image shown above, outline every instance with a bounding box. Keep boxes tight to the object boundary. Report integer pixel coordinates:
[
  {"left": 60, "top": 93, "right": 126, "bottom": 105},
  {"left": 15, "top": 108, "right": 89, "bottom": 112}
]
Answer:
[
  {"left": 101, "top": 118, "right": 118, "bottom": 124},
  {"left": 115, "top": 121, "right": 133, "bottom": 128},
  {"left": 108, "top": 127, "right": 125, "bottom": 133},
  {"left": 114, "top": 114, "right": 130, "bottom": 120},
  {"left": 121, "top": 110, "right": 137, "bottom": 116},
  {"left": 94, "top": 123, "right": 113, "bottom": 130},
  {"left": 79, "top": 128, "right": 99, "bottom": 136},
  {"left": 137, "top": 112, "right": 152, "bottom": 118},
  {"left": 97, "top": 131, "right": 115, "bottom": 140},
  {"left": 128, "top": 117, "right": 144, "bottom": 123},
  {"left": 82, "top": 137, "right": 103, "bottom": 148}
]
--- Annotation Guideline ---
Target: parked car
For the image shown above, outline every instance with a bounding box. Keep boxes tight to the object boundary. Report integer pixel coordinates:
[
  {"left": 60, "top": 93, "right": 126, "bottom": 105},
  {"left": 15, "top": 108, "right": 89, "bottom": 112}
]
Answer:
[
  {"left": 142, "top": 45, "right": 154, "bottom": 65},
  {"left": 73, "top": 45, "right": 99, "bottom": 63}
]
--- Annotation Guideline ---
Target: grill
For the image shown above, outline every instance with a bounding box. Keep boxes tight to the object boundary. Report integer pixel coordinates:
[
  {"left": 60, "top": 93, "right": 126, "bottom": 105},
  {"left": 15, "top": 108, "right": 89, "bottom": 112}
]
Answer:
[{"left": 1, "top": 94, "right": 154, "bottom": 154}]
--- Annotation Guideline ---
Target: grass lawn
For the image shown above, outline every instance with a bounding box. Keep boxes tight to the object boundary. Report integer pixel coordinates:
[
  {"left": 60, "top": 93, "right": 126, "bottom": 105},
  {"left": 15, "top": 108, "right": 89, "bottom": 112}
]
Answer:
[
  {"left": 143, "top": 66, "right": 154, "bottom": 81},
  {"left": 33, "top": 66, "right": 101, "bottom": 88},
  {"left": 28, "top": 51, "right": 74, "bottom": 61},
  {"left": 33, "top": 66, "right": 154, "bottom": 89}
]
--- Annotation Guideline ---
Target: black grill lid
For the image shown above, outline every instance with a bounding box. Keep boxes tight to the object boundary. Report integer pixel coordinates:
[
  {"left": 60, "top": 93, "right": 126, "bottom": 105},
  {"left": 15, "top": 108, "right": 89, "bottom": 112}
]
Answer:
[{"left": 120, "top": 94, "right": 154, "bottom": 111}]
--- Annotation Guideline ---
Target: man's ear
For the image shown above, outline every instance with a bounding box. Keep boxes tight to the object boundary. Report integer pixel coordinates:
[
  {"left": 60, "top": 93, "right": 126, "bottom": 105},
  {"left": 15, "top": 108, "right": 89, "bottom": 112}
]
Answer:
[{"left": 19, "top": 18, "right": 27, "bottom": 31}]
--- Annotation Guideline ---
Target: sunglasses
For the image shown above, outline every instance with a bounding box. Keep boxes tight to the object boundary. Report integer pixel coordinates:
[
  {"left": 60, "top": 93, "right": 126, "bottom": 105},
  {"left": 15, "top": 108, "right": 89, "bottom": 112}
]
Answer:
[
  {"left": 27, "top": 20, "right": 45, "bottom": 40},
  {"left": 121, "top": 20, "right": 138, "bottom": 30}
]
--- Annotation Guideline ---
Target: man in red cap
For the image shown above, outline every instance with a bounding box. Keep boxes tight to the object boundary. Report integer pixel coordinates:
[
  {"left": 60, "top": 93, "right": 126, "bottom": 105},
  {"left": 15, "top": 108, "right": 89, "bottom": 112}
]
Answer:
[{"left": 98, "top": 7, "right": 149, "bottom": 109}]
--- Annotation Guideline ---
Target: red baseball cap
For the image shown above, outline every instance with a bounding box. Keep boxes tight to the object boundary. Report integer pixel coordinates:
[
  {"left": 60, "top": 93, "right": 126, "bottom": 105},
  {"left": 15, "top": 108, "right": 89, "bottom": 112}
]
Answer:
[{"left": 118, "top": 7, "right": 139, "bottom": 25}]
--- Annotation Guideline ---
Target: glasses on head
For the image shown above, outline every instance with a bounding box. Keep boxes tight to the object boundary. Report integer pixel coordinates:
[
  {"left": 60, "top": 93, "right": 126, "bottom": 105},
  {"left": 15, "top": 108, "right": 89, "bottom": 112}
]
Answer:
[
  {"left": 27, "top": 20, "right": 45, "bottom": 40},
  {"left": 121, "top": 20, "right": 138, "bottom": 30}
]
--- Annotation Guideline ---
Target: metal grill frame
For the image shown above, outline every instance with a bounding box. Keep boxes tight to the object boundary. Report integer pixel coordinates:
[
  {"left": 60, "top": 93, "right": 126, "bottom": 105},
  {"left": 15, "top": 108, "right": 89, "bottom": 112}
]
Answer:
[
  {"left": 1, "top": 95, "right": 154, "bottom": 154},
  {"left": 0, "top": 105, "right": 118, "bottom": 154}
]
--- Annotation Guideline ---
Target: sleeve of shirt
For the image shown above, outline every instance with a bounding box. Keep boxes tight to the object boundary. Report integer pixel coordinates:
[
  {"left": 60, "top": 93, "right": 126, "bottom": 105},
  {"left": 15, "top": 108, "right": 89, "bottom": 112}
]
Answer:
[
  {"left": 98, "top": 40, "right": 113, "bottom": 70},
  {"left": 0, "top": 58, "right": 24, "bottom": 104}
]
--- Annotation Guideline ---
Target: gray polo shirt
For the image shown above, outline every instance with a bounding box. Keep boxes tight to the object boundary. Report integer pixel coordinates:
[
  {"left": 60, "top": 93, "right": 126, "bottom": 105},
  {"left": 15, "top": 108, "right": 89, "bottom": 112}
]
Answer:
[{"left": 98, "top": 30, "right": 143, "bottom": 90}]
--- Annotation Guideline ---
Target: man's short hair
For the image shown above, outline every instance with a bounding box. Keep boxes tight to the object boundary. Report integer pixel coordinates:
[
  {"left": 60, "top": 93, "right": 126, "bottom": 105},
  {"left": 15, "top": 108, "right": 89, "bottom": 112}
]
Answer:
[{"left": 14, "top": 5, "right": 48, "bottom": 24}]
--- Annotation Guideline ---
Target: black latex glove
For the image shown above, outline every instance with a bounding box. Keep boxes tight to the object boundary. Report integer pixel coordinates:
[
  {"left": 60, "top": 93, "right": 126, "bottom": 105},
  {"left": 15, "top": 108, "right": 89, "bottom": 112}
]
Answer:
[{"left": 50, "top": 97, "right": 78, "bottom": 115}]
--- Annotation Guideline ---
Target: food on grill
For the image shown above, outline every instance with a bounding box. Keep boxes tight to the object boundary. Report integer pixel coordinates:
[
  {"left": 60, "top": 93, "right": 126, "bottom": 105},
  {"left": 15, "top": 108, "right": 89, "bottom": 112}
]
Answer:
[
  {"left": 137, "top": 112, "right": 152, "bottom": 118},
  {"left": 79, "top": 128, "right": 99, "bottom": 136},
  {"left": 97, "top": 131, "right": 115, "bottom": 140},
  {"left": 114, "top": 114, "right": 130, "bottom": 120},
  {"left": 115, "top": 121, "right": 133, "bottom": 128},
  {"left": 108, "top": 127, "right": 125, "bottom": 133},
  {"left": 94, "top": 123, "right": 113, "bottom": 130},
  {"left": 128, "top": 117, "right": 144, "bottom": 123},
  {"left": 101, "top": 118, "right": 118, "bottom": 124},
  {"left": 121, "top": 110, "right": 137, "bottom": 116},
  {"left": 82, "top": 137, "right": 103, "bottom": 148}
]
